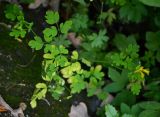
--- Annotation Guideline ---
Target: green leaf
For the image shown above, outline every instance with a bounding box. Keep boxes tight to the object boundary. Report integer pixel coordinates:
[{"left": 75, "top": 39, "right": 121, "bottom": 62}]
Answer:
[
  {"left": 125, "top": 44, "right": 139, "bottom": 58},
  {"left": 54, "top": 55, "right": 69, "bottom": 67},
  {"left": 10, "top": 29, "right": 26, "bottom": 38},
  {"left": 112, "top": 90, "right": 136, "bottom": 106},
  {"left": 71, "top": 62, "right": 81, "bottom": 72},
  {"left": 61, "top": 62, "right": 81, "bottom": 78},
  {"left": 71, "top": 14, "right": 89, "bottom": 32},
  {"left": 139, "top": 110, "right": 160, "bottom": 117},
  {"left": 121, "top": 69, "right": 129, "bottom": 83},
  {"left": 130, "top": 83, "right": 141, "bottom": 95},
  {"left": 111, "top": 53, "right": 124, "bottom": 66},
  {"left": 46, "top": 66, "right": 57, "bottom": 77},
  {"left": 93, "top": 65, "right": 104, "bottom": 80},
  {"left": 120, "top": 103, "right": 131, "bottom": 114},
  {"left": 139, "top": 0, "right": 160, "bottom": 7},
  {"left": 131, "top": 104, "right": 141, "bottom": 116},
  {"left": 30, "top": 99, "right": 37, "bottom": 108},
  {"left": 43, "top": 53, "right": 55, "bottom": 59},
  {"left": 51, "top": 92, "right": 61, "bottom": 100},
  {"left": 104, "top": 82, "right": 125, "bottom": 93},
  {"left": 58, "top": 45, "right": 68, "bottom": 54},
  {"left": 71, "top": 81, "right": 86, "bottom": 93},
  {"left": 119, "top": 2, "right": 147, "bottom": 23},
  {"left": 69, "top": 75, "right": 86, "bottom": 93},
  {"left": 52, "top": 35, "right": 71, "bottom": 47},
  {"left": 37, "top": 89, "right": 47, "bottom": 99},
  {"left": 107, "top": 69, "right": 128, "bottom": 93},
  {"left": 122, "top": 114, "right": 133, "bottom": 117},
  {"left": 45, "top": 11, "right": 59, "bottom": 24},
  {"left": 5, "top": 4, "right": 23, "bottom": 21},
  {"left": 81, "top": 58, "right": 91, "bottom": 67},
  {"left": 28, "top": 36, "right": 43, "bottom": 50},
  {"left": 113, "top": 34, "right": 137, "bottom": 51},
  {"left": 111, "top": 44, "right": 139, "bottom": 70},
  {"left": 44, "top": 45, "right": 59, "bottom": 55},
  {"left": 49, "top": 85, "right": 65, "bottom": 99},
  {"left": 88, "top": 30, "right": 109, "bottom": 48},
  {"left": 87, "top": 86, "right": 97, "bottom": 97},
  {"left": 60, "top": 20, "right": 72, "bottom": 34},
  {"left": 145, "top": 31, "right": 160, "bottom": 51},
  {"left": 105, "top": 104, "right": 119, "bottom": 117},
  {"left": 138, "top": 101, "right": 160, "bottom": 110},
  {"left": 74, "top": 0, "right": 86, "bottom": 6},
  {"left": 97, "top": 91, "right": 108, "bottom": 100},
  {"left": 106, "top": 12, "right": 116, "bottom": 25},
  {"left": 95, "top": 65, "right": 102, "bottom": 71},
  {"left": 108, "top": 67, "right": 121, "bottom": 82},
  {"left": 98, "top": 11, "right": 116, "bottom": 25},
  {"left": 61, "top": 66, "right": 73, "bottom": 78},
  {"left": 71, "top": 51, "right": 78, "bottom": 60},
  {"left": 111, "top": 0, "right": 126, "bottom": 6},
  {"left": 36, "top": 83, "right": 47, "bottom": 89},
  {"left": 87, "top": 78, "right": 103, "bottom": 97},
  {"left": 30, "top": 83, "right": 47, "bottom": 108},
  {"left": 43, "top": 26, "right": 57, "bottom": 42},
  {"left": 17, "top": 15, "right": 24, "bottom": 21}
]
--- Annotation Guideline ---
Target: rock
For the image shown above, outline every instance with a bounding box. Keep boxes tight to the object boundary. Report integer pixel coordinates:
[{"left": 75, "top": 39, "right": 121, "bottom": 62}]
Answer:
[
  {"left": 28, "top": 0, "right": 48, "bottom": 9},
  {"left": 68, "top": 102, "right": 89, "bottom": 117},
  {"left": 67, "top": 32, "right": 81, "bottom": 48},
  {"left": 28, "top": 0, "right": 60, "bottom": 11}
]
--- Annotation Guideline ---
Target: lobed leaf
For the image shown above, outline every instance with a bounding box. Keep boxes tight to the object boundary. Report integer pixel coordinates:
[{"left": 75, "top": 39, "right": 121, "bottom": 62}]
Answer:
[
  {"left": 28, "top": 36, "right": 43, "bottom": 50},
  {"left": 60, "top": 20, "right": 72, "bottom": 34},
  {"left": 45, "top": 11, "right": 59, "bottom": 24},
  {"left": 43, "top": 26, "right": 57, "bottom": 42}
]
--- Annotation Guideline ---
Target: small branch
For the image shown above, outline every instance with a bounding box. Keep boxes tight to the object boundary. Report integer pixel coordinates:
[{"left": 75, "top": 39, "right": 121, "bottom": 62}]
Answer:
[
  {"left": 0, "top": 22, "right": 11, "bottom": 30},
  {"left": 42, "top": 98, "right": 50, "bottom": 106},
  {"left": 0, "top": 95, "right": 26, "bottom": 117},
  {"left": 17, "top": 54, "right": 36, "bottom": 68},
  {"left": 0, "top": 95, "right": 13, "bottom": 112}
]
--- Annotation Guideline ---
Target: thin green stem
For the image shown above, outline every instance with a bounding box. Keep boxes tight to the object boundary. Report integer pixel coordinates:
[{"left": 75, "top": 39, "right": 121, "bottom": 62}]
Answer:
[
  {"left": 56, "top": 23, "right": 61, "bottom": 40},
  {"left": 99, "top": 1, "right": 104, "bottom": 23}
]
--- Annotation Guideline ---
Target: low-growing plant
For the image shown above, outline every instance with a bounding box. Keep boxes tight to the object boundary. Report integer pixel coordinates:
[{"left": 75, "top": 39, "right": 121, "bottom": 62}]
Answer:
[
  {"left": 4, "top": 4, "right": 108, "bottom": 109},
  {"left": 3, "top": 0, "right": 160, "bottom": 116}
]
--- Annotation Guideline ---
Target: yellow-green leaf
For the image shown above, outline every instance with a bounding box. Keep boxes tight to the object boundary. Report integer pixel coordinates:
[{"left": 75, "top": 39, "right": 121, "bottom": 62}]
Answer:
[{"left": 71, "top": 51, "right": 78, "bottom": 60}]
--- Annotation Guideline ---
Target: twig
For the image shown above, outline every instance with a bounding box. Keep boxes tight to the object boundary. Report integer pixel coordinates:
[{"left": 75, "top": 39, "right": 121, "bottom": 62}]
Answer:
[
  {"left": 0, "top": 22, "right": 11, "bottom": 29},
  {"left": 17, "top": 54, "right": 36, "bottom": 68},
  {"left": 42, "top": 98, "right": 50, "bottom": 106},
  {"left": 0, "top": 95, "right": 26, "bottom": 117}
]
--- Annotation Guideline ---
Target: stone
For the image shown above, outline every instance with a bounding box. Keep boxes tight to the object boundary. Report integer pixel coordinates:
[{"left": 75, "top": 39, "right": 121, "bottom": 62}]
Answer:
[{"left": 68, "top": 102, "right": 89, "bottom": 117}]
